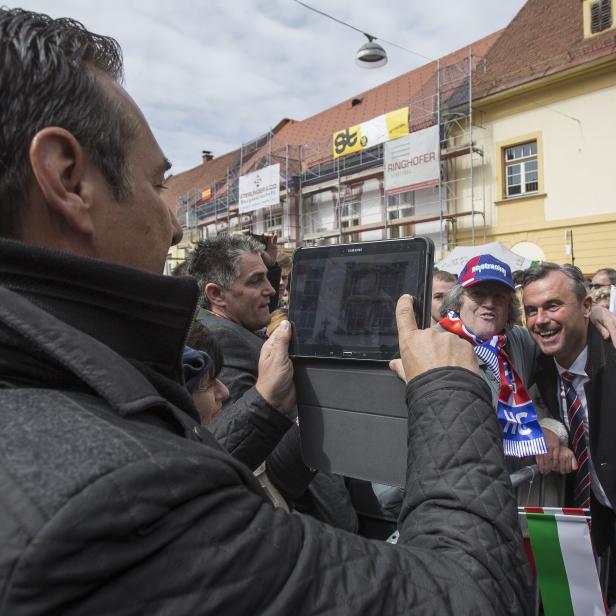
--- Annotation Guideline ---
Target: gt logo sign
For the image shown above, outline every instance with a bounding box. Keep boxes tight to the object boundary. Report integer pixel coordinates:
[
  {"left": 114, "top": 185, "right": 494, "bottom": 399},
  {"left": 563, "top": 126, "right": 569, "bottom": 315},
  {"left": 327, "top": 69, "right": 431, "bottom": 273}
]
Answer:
[
  {"left": 333, "top": 125, "right": 363, "bottom": 158},
  {"left": 333, "top": 127, "right": 359, "bottom": 155}
]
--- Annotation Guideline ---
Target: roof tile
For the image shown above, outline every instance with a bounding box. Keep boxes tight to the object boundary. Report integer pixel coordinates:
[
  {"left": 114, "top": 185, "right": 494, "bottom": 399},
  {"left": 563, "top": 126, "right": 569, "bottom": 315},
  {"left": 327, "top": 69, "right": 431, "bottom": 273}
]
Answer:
[{"left": 474, "top": 0, "right": 616, "bottom": 100}]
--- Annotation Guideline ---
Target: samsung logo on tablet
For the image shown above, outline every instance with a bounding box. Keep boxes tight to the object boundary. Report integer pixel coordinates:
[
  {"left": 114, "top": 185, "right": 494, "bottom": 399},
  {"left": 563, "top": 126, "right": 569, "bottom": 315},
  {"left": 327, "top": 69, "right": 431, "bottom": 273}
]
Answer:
[{"left": 346, "top": 248, "right": 363, "bottom": 253}]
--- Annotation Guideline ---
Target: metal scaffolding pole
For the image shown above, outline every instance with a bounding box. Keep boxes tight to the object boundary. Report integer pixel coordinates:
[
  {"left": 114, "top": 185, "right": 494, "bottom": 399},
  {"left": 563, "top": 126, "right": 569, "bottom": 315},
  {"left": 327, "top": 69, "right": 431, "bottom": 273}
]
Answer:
[
  {"left": 298, "top": 144, "right": 304, "bottom": 245},
  {"left": 469, "top": 47, "right": 475, "bottom": 246},
  {"left": 226, "top": 167, "right": 231, "bottom": 230},
  {"left": 437, "top": 58, "right": 445, "bottom": 255}
]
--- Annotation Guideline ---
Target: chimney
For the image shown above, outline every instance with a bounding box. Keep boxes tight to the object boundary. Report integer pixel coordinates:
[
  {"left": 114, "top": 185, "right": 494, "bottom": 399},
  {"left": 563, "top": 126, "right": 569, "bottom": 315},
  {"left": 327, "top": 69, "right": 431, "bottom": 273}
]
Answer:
[{"left": 202, "top": 150, "right": 214, "bottom": 164}]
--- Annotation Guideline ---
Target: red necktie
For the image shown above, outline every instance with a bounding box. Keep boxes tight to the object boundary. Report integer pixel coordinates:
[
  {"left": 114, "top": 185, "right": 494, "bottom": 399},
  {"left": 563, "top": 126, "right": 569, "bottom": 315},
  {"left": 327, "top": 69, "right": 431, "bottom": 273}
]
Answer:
[{"left": 561, "top": 371, "right": 591, "bottom": 509}]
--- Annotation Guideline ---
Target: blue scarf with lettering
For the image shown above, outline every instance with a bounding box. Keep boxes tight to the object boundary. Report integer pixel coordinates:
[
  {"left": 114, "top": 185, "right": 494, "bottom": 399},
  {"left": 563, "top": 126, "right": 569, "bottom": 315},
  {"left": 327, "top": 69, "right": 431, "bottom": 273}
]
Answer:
[{"left": 439, "top": 311, "right": 547, "bottom": 457}]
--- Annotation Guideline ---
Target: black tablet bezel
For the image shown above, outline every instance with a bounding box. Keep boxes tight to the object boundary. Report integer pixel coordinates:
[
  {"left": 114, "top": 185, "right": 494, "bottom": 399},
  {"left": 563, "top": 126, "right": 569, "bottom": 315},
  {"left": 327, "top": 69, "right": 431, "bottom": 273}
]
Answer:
[{"left": 288, "top": 237, "right": 433, "bottom": 361}]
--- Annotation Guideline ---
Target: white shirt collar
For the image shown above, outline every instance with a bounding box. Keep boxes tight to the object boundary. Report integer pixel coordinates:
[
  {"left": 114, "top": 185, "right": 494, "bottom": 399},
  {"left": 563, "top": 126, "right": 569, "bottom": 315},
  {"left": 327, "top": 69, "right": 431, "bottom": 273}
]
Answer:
[{"left": 555, "top": 346, "right": 588, "bottom": 379}]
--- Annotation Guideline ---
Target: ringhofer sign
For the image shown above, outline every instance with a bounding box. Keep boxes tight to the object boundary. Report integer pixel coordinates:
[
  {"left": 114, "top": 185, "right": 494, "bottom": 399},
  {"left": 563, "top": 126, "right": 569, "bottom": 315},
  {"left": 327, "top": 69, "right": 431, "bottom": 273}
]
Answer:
[
  {"left": 384, "top": 125, "right": 440, "bottom": 196},
  {"left": 239, "top": 163, "right": 280, "bottom": 214}
]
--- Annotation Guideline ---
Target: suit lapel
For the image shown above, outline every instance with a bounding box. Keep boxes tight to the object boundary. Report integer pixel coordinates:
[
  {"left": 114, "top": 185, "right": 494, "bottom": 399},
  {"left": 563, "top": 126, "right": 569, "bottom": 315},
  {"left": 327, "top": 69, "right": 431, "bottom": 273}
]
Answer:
[{"left": 535, "top": 353, "right": 560, "bottom": 421}]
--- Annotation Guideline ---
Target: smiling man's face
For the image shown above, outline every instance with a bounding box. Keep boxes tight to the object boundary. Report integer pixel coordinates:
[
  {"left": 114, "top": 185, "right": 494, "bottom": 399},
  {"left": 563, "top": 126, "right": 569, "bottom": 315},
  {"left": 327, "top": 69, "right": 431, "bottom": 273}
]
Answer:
[
  {"left": 459, "top": 282, "right": 511, "bottom": 340},
  {"left": 523, "top": 270, "right": 591, "bottom": 367}
]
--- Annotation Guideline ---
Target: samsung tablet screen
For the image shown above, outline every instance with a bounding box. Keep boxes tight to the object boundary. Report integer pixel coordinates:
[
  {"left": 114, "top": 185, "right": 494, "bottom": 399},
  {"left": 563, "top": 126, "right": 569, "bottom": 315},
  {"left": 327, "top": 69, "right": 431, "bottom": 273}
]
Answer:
[{"left": 289, "top": 238, "right": 432, "bottom": 360}]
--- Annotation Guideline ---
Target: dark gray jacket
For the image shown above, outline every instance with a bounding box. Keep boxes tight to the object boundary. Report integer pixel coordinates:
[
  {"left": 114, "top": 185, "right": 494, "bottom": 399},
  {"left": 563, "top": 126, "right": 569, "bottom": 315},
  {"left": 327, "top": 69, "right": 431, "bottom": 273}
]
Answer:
[
  {"left": 198, "top": 311, "right": 294, "bottom": 469},
  {"left": 0, "top": 240, "right": 531, "bottom": 615},
  {"left": 199, "top": 311, "right": 358, "bottom": 531},
  {"left": 534, "top": 323, "right": 616, "bottom": 554}
]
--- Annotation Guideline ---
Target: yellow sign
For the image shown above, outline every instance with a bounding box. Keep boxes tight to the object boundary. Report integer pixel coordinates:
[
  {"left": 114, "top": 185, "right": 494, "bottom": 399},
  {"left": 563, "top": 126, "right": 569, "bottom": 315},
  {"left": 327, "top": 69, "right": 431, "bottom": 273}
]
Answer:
[
  {"left": 332, "top": 107, "right": 409, "bottom": 159},
  {"left": 332, "top": 124, "right": 362, "bottom": 159},
  {"left": 385, "top": 107, "right": 409, "bottom": 141},
  {"left": 200, "top": 187, "right": 212, "bottom": 201}
]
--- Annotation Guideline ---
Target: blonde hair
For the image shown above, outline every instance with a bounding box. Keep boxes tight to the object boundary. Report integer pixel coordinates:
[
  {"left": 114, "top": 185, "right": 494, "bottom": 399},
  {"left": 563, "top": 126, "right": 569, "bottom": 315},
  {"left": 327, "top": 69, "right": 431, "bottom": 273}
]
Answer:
[{"left": 266, "top": 308, "right": 289, "bottom": 337}]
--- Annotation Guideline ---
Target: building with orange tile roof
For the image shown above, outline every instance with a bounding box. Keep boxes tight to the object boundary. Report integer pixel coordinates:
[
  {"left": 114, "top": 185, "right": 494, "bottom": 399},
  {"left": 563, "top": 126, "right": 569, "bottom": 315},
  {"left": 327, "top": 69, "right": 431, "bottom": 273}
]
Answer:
[{"left": 164, "top": 0, "right": 616, "bottom": 275}]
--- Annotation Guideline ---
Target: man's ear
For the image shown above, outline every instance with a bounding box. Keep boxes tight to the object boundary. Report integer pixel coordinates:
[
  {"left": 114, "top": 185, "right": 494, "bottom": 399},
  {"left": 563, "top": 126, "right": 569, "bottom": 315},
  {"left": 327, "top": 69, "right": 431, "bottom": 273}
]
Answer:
[
  {"left": 583, "top": 294, "right": 593, "bottom": 318},
  {"left": 204, "top": 282, "right": 226, "bottom": 309},
  {"left": 29, "top": 127, "right": 95, "bottom": 236}
]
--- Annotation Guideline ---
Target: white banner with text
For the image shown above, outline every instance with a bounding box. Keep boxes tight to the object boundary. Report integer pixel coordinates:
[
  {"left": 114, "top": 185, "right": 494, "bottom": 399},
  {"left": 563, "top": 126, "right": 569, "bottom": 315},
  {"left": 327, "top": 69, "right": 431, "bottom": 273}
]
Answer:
[
  {"left": 239, "top": 163, "right": 280, "bottom": 213},
  {"left": 384, "top": 125, "right": 440, "bottom": 195}
]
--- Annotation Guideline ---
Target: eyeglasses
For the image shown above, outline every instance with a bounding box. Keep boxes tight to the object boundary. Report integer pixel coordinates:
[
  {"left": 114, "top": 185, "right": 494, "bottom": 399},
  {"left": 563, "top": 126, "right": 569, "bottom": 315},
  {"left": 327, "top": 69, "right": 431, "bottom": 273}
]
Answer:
[{"left": 589, "top": 283, "right": 609, "bottom": 290}]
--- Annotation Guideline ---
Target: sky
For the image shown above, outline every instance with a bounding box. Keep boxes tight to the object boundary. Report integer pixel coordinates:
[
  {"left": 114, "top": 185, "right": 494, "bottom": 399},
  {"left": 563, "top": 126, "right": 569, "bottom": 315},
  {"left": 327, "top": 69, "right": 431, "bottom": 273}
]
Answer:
[{"left": 18, "top": 0, "right": 527, "bottom": 175}]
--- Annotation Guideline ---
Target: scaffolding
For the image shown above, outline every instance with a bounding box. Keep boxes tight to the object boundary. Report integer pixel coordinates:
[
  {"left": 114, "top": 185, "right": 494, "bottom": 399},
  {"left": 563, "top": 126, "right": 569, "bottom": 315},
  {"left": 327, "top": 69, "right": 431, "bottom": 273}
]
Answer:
[
  {"left": 174, "top": 131, "right": 302, "bottom": 244},
  {"left": 175, "top": 49, "right": 488, "bottom": 258},
  {"left": 296, "top": 49, "right": 488, "bottom": 258}
]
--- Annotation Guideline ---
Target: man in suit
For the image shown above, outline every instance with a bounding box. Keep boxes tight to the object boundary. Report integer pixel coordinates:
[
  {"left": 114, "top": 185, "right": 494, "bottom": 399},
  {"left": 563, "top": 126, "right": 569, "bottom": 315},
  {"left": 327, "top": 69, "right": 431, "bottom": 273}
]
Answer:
[
  {"left": 189, "top": 235, "right": 360, "bottom": 528},
  {"left": 0, "top": 9, "right": 531, "bottom": 611},
  {"left": 522, "top": 262, "right": 616, "bottom": 554},
  {"left": 188, "top": 234, "right": 296, "bottom": 468}
]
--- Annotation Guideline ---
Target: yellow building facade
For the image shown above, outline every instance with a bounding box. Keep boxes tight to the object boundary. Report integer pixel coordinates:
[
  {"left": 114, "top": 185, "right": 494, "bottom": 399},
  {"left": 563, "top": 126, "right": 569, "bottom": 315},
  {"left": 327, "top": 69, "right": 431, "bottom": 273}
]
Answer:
[{"left": 452, "top": 2, "right": 616, "bottom": 275}]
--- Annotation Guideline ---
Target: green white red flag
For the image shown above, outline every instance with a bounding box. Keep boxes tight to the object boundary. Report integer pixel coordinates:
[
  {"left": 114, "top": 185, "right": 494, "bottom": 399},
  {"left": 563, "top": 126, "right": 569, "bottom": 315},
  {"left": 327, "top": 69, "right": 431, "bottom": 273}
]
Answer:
[{"left": 522, "top": 507, "right": 606, "bottom": 616}]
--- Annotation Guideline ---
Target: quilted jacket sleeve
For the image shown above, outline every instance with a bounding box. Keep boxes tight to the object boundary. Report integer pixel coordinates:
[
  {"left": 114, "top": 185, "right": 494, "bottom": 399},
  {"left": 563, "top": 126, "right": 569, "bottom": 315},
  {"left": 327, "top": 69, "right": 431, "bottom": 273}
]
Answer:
[
  {"left": 208, "top": 325, "right": 294, "bottom": 470},
  {"left": 209, "top": 385, "right": 293, "bottom": 470},
  {"left": 4, "top": 367, "right": 530, "bottom": 615}
]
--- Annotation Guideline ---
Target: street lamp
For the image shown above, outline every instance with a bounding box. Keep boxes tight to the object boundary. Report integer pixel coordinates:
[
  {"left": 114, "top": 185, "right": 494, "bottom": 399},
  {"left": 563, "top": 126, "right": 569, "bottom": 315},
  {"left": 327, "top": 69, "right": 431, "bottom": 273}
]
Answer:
[{"left": 355, "top": 34, "right": 387, "bottom": 69}]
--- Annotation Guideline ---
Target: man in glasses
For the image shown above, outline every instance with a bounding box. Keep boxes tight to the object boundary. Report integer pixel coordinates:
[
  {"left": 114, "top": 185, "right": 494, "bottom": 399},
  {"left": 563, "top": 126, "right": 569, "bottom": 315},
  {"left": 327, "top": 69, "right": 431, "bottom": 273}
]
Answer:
[{"left": 589, "top": 268, "right": 616, "bottom": 291}]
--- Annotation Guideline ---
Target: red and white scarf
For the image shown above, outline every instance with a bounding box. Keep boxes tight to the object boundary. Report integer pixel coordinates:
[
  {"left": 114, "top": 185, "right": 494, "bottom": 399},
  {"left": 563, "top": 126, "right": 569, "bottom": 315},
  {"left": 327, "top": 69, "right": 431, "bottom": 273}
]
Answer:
[{"left": 439, "top": 311, "right": 547, "bottom": 457}]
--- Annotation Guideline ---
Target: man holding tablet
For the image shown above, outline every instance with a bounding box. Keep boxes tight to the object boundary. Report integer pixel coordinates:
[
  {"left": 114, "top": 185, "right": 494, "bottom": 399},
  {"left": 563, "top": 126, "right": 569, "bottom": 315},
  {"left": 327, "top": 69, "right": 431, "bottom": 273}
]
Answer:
[{"left": 0, "top": 9, "right": 529, "bottom": 612}]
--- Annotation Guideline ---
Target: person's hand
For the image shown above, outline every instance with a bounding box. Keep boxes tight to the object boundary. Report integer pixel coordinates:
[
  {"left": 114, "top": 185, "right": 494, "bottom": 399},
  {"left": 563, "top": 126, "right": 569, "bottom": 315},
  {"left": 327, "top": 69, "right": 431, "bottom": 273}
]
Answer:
[
  {"left": 260, "top": 233, "right": 278, "bottom": 268},
  {"left": 554, "top": 446, "right": 577, "bottom": 475},
  {"left": 590, "top": 304, "right": 616, "bottom": 348},
  {"left": 390, "top": 294, "right": 479, "bottom": 384},
  {"left": 256, "top": 319, "right": 296, "bottom": 414},
  {"left": 536, "top": 428, "right": 560, "bottom": 474}
]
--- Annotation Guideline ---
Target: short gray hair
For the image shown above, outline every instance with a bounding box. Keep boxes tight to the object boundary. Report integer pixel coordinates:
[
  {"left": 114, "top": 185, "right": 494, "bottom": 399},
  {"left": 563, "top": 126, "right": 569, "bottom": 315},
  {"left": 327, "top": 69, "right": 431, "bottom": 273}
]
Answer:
[
  {"left": 440, "top": 283, "right": 521, "bottom": 327},
  {"left": 521, "top": 262, "right": 587, "bottom": 303},
  {"left": 188, "top": 234, "right": 265, "bottom": 304}
]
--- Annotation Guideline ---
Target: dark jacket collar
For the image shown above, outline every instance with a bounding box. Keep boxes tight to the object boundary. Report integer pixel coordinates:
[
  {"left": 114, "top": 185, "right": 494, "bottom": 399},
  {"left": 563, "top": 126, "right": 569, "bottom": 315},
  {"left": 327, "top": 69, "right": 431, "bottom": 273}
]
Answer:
[
  {"left": 0, "top": 239, "right": 200, "bottom": 420},
  {"left": 0, "top": 238, "right": 198, "bottom": 381}
]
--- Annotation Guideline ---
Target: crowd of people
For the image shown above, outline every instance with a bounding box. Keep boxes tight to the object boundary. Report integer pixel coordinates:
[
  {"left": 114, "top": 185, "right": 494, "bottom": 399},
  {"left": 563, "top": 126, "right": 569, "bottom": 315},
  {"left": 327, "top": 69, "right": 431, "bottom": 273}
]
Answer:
[{"left": 1, "top": 7, "right": 615, "bottom": 614}]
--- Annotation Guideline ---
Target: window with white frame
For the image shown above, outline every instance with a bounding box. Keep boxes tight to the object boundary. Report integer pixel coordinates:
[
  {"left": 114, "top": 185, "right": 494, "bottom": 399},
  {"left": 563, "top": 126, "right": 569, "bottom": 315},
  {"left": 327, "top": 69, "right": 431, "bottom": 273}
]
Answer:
[
  {"left": 339, "top": 184, "right": 361, "bottom": 229},
  {"left": 340, "top": 232, "right": 360, "bottom": 244},
  {"left": 302, "top": 191, "right": 336, "bottom": 234},
  {"left": 504, "top": 141, "right": 538, "bottom": 198},
  {"left": 302, "top": 194, "right": 319, "bottom": 234},
  {"left": 265, "top": 211, "right": 283, "bottom": 236},
  {"left": 339, "top": 201, "right": 360, "bottom": 229},
  {"left": 387, "top": 190, "right": 414, "bottom": 220}
]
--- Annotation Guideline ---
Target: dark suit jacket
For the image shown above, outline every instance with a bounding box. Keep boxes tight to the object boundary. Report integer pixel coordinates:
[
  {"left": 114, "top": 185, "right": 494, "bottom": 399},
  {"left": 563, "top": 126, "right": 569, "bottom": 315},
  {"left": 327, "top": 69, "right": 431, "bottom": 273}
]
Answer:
[
  {"left": 534, "top": 323, "right": 616, "bottom": 553},
  {"left": 199, "top": 311, "right": 358, "bottom": 531},
  {"left": 199, "top": 311, "right": 293, "bottom": 470}
]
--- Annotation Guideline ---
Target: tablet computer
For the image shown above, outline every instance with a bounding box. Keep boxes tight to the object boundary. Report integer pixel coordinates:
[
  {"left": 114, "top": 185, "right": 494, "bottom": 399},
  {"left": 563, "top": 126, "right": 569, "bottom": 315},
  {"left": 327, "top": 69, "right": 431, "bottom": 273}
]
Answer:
[
  {"left": 289, "top": 237, "right": 434, "bottom": 486},
  {"left": 288, "top": 237, "right": 433, "bottom": 361}
]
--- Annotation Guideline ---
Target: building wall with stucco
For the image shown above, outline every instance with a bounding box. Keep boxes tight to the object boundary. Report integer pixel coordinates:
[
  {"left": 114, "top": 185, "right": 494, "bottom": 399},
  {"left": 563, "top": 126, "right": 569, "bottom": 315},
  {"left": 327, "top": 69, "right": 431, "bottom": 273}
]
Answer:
[{"left": 452, "top": 55, "right": 616, "bottom": 274}]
